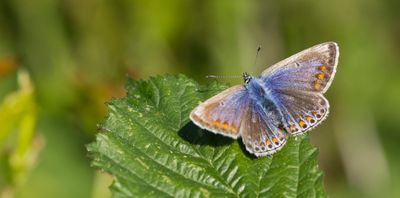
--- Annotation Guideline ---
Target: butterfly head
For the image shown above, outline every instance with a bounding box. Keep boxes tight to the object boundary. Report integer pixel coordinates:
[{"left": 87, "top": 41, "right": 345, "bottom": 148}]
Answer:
[{"left": 242, "top": 72, "right": 252, "bottom": 84}]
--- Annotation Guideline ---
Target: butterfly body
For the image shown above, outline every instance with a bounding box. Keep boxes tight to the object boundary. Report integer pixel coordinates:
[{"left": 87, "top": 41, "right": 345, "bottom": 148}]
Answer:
[
  {"left": 245, "top": 78, "right": 284, "bottom": 130},
  {"left": 190, "top": 42, "right": 339, "bottom": 157}
]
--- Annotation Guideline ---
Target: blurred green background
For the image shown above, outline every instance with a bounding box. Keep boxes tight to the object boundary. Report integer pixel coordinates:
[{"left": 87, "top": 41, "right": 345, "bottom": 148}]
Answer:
[{"left": 0, "top": 0, "right": 399, "bottom": 197}]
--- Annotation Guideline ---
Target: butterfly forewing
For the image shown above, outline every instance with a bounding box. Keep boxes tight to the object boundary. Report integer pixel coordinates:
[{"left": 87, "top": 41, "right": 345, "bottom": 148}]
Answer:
[
  {"left": 190, "top": 85, "right": 246, "bottom": 138},
  {"left": 262, "top": 42, "right": 338, "bottom": 93}
]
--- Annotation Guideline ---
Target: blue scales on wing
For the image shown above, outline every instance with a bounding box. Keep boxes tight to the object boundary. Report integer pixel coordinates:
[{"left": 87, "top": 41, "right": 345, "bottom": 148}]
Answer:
[
  {"left": 240, "top": 79, "right": 287, "bottom": 156},
  {"left": 190, "top": 42, "right": 339, "bottom": 157},
  {"left": 260, "top": 42, "right": 338, "bottom": 135},
  {"left": 190, "top": 82, "right": 287, "bottom": 156}
]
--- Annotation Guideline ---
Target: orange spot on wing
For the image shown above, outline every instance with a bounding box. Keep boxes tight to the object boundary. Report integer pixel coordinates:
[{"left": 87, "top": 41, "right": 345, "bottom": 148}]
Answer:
[
  {"left": 299, "top": 120, "right": 305, "bottom": 128},
  {"left": 272, "top": 137, "right": 278, "bottom": 143},
  {"left": 222, "top": 122, "right": 229, "bottom": 130},
  {"left": 214, "top": 120, "right": 221, "bottom": 127},
  {"left": 266, "top": 140, "right": 271, "bottom": 146},
  {"left": 306, "top": 116, "right": 312, "bottom": 122},
  {"left": 230, "top": 125, "right": 237, "bottom": 133},
  {"left": 319, "top": 65, "right": 327, "bottom": 72},
  {"left": 317, "top": 73, "right": 325, "bottom": 80},
  {"left": 312, "top": 112, "right": 317, "bottom": 116},
  {"left": 314, "top": 82, "right": 321, "bottom": 90}
]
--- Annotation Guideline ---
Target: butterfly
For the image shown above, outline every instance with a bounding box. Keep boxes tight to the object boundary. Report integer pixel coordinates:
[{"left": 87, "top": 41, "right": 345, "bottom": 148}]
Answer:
[{"left": 190, "top": 42, "right": 339, "bottom": 157}]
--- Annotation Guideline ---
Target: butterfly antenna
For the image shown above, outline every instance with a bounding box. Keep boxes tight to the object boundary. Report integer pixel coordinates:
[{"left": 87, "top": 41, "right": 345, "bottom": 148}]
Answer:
[
  {"left": 206, "top": 75, "right": 242, "bottom": 79},
  {"left": 253, "top": 45, "right": 262, "bottom": 70}
]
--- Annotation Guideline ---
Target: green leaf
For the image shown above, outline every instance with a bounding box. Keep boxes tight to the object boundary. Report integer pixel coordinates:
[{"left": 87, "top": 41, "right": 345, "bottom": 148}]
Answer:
[
  {"left": 87, "top": 74, "right": 326, "bottom": 198},
  {"left": 0, "top": 70, "right": 42, "bottom": 196}
]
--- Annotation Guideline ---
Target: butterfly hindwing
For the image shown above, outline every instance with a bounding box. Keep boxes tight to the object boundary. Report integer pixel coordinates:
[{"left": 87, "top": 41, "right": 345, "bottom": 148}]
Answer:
[
  {"left": 239, "top": 99, "right": 287, "bottom": 156},
  {"left": 272, "top": 90, "right": 329, "bottom": 135},
  {"left": 190, "top": 85, "right": 246, "bottom": 138}
]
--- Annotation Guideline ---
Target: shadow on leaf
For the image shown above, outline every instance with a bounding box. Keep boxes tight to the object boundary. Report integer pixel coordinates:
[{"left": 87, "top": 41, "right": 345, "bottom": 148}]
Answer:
[
  {"left": 179, "top": 122, "right": 258, "bottom": 159},
  {"left": 237, "top": 140, "right": 258, "bottom": 159},
  {"left": 178, "top": 122, "right": 233, "bottom": 147}
]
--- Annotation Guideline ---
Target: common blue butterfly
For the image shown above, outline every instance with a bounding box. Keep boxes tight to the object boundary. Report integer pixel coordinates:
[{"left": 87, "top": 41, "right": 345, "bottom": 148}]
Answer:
[{"left": 190, "top": 42, "right": 339, "bottom": 157}]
